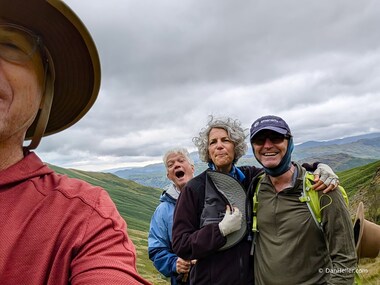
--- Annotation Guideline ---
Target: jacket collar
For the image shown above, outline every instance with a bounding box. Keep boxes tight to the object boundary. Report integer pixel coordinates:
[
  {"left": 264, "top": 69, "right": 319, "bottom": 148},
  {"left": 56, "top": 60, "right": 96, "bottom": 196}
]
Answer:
[{"left": 0, "top": 149, "right": 53, "bottom": 188}]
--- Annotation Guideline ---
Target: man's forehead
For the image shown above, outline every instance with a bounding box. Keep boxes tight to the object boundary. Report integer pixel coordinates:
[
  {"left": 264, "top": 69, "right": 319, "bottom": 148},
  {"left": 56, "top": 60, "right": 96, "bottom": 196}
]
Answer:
[
  {"left": 168, "top": 153, "right": 185, "bottom": 160},
  {"left": 167, "top": 153, "right": 186, "bottom": 161}
]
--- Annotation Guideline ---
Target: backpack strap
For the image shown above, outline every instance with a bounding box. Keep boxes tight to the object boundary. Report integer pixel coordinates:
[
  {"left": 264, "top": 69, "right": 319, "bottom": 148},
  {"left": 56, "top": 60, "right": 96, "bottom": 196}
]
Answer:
[
  {"left": 299, "top": 172, "right": 324, "bottom": 230},
  {"left": 252, "top": 174, "right": 264, "bottom": 234},
  {"left": 299, "top": 172, "right": 350, "bottom": 231},
  {"left": 249, "top": 173, "right": 264, "bottom": 255}
]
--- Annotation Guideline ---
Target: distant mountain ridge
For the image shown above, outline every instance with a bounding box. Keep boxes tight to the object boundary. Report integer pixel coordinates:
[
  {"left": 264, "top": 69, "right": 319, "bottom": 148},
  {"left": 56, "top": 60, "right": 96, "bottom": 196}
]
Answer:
[
  {"left": 114, "top": 132, "right": 380, "bottom": 189},
  {"left": 295, "top": 132, "right": 380, "bottom": 149}
]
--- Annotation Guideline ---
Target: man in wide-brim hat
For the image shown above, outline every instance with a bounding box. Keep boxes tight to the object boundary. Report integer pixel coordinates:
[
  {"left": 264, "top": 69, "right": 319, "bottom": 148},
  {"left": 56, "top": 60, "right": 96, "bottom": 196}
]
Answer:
[
  {"left": 0, "top": 1, "right": 150, "bottom": 284},
  {"left": 2, "top": 0, "right": 101, "bottom": 149}
]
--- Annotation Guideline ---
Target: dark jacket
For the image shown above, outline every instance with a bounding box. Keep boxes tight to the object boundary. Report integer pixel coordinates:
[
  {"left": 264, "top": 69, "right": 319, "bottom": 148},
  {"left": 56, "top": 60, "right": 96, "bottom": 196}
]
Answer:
[{"left": 172, "top": 166, "right": 262, "bottom": 285}]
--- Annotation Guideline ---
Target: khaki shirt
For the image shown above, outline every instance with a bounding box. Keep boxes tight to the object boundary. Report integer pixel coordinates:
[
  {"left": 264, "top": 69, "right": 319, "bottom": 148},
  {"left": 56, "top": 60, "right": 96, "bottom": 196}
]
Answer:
[{"left": 254, "top": 162, "right": 356, "bottom": 285}]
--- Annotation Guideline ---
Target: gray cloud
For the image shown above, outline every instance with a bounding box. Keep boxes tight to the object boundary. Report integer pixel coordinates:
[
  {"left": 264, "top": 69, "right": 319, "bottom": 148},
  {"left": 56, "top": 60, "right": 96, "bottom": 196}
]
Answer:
[{"left": 37, "top": 0, "right": 380, "bottom": 171}]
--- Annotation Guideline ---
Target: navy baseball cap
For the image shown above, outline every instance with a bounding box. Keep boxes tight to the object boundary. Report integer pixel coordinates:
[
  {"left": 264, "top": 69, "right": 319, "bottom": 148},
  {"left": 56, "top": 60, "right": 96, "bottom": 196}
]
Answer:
[{"left": 250, "top": 115, "right": 292, "bottom": 141}]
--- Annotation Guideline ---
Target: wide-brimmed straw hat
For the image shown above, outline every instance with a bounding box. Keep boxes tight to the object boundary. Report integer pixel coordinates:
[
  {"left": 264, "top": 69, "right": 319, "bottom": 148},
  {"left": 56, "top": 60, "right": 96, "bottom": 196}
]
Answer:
[
  {"left": 353, "top": 202, "right": 380, "bottom": 259},
  {"left": 2, "top": 0, "right": 101, "bottom": 142}
]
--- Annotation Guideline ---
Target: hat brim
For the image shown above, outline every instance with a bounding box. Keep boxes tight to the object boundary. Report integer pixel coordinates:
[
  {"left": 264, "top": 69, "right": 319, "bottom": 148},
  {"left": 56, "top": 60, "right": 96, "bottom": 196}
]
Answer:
[
  {"left": 2, "top": 0, "right": 101, "bottom": 139},
  {"left": 353, "top": 202, "right": 365, "bottom": 258},
  {"left": 353, "top": 202, "right": 380, "bottom": 259},
  {"left": 250, "top": 126, "right": 288, "bottom": 140},
  {"left": 207, "top": 171, "right": 247, "bottom": 251}
]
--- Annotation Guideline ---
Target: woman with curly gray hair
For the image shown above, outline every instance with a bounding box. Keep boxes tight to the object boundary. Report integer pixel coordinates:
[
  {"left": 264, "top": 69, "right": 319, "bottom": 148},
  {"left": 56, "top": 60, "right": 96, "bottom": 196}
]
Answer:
[{"left": 172, "top": 116, "right": 261, "bottom": 285}]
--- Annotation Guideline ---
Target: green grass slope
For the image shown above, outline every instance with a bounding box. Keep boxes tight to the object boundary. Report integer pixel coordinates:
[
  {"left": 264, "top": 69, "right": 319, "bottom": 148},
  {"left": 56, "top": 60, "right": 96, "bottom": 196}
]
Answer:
[
  {"left": 339, "top": 160, "right": 380, "bottom": 224},
  {"left": 338, "top": 160, "right": 380, "bottom": 284},
  {"left": 49, "top": 164, "right": 166, "bottom": 283},
  {"left": 48, "top": 164, "right": 162, "bottom": 231}
]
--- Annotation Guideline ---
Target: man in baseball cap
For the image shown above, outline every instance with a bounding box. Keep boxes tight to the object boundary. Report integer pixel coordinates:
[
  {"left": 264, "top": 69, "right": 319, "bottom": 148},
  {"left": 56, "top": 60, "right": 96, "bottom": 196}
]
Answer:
[
  {"left": 250, "top": 115, "right": 292, "bottom": 138},
  {"left": 250, "top": 115, "right": 356, "bottom": 284},
  {"left": 249, "top": 115, "right": 293, "bottom": 177},
  {"left": 0, "top": 1, "right": 150, "bottom": 284}
]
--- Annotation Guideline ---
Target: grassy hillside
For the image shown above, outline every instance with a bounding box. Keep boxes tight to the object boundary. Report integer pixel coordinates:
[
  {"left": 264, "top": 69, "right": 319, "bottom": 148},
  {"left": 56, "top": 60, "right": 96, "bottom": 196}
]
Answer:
[
  {"left": 339, "top": 160, "right": 380, "bottom": 224},
  {"left": 50, "top": 162, "right": 380, "bottom": 284},
  {"left": 49, "top": 164, "right": 162, "bottom": 231},
  {"left": 339, "top": 160, "right": 380, "bottom": 284},
  {"left": 48, "top": 164, "right": 167, "bottom": 283}
]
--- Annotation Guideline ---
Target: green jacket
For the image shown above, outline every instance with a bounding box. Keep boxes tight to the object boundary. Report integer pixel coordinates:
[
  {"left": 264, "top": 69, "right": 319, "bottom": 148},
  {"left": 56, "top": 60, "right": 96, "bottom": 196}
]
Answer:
[{"left": 253, "top": 162, "right": 357, "bottom": 285}]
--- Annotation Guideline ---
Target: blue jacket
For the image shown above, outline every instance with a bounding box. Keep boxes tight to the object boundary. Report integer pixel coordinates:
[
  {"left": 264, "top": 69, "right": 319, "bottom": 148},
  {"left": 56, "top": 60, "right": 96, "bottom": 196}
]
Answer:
[{"left": 148, "top": 184, "right": 181, "bottom": 284}]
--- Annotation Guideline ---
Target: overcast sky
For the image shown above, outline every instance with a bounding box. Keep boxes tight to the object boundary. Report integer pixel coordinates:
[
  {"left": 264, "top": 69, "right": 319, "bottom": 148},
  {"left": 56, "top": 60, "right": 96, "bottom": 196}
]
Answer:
[{"left": 36, "top": 0, "right": 380, "bottom": 171}]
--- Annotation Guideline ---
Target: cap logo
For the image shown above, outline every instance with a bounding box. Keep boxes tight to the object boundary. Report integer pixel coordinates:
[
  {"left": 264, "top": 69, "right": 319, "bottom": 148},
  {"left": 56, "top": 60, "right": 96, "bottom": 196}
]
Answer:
[{"left": 260, "top": 118, "right": 282, "bottom": 125}]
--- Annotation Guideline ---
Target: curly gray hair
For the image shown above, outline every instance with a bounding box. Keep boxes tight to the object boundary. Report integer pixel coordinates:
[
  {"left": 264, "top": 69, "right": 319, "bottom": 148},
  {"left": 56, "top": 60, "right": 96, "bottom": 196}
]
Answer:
[{"left": 193, "top": 116, "right": 248, "bottom": 164}]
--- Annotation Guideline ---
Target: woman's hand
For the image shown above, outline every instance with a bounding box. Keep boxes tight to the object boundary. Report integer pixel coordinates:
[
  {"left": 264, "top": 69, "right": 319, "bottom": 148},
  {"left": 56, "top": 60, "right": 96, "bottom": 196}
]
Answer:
[{"left": 312, "top": 163, "right": 339, "bottom": 193}]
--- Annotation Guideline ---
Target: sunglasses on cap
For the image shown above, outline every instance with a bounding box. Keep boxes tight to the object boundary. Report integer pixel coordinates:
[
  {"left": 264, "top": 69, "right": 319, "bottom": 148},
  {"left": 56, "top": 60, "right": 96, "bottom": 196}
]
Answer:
[
  {"left": 0, "top": 23, "right": 44, "bottom": 64},
  {"left": 251, "top": 131, "right": 291, "bottom": 146}
]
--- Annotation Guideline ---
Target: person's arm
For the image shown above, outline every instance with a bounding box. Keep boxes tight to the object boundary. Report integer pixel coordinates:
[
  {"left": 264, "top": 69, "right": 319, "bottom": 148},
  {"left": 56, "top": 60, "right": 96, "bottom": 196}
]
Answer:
[
  {"left": 70, "top": 189, "right": 151, "bottom": 285},
  {"left": 320, "top": 190, "right": 357, "bottom": 284},
  {"left": 148, "top": 203, "right": 178, "bottom": 277}
]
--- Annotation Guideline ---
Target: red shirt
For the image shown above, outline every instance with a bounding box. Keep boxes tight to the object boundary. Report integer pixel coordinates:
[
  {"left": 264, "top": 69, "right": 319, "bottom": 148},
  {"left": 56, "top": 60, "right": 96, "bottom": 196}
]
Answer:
[{"left": 0, "top": 151, "right": 151, "bottom": 285}]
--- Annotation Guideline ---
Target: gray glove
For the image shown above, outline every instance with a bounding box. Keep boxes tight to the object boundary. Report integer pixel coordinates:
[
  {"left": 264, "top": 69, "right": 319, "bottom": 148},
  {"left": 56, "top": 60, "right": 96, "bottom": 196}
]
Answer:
[
  {"left": 313, "top": 163, "right": 339, "bottom": 186},
  {"left": 218, "top": 206, "right": 242, "bottom": 237}
]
